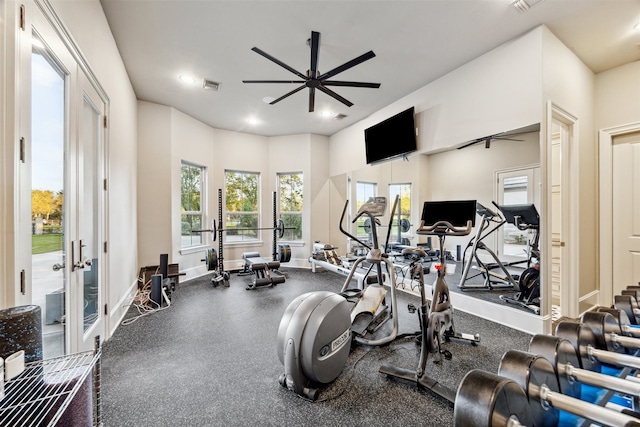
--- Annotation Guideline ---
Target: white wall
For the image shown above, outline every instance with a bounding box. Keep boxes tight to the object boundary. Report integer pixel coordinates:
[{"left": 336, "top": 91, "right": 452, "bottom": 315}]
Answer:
[
  {"left": 595, "top": 61, "right": 640, "bottom": 130},
  {"left": 328, "top": 26, "right": 543, "bottom": 177},
  {"left": 138, "top": 102, "right": 172, "bottom": 267},
  {"left": 541, "top": 26, "right": 596, "bottom": 314}
]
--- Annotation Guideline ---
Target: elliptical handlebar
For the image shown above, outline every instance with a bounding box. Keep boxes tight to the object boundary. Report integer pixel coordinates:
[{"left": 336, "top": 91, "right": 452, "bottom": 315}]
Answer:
[
  {"left": 338, "top": 195, "right": 400, "bottom": 253},
  {"left": 416, "top": 219, "right": 473, "bottom": 237},
  {"left": 339, "top": 200, "right": 372, "bottom": 250}
]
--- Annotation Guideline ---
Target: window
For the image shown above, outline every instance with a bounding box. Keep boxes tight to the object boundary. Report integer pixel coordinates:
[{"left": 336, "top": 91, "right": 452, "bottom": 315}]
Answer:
[
  {"left": 225, "top": 170, "right": 259, "bottom": 242},
  {"left": 356, "top": 181, "right": 377, "bottom": 238},
  {"left": 181, "top": 162, "right": 205, "bottom": 248},
  {"left": 389, "top": 183, "right": 411, "bottom": 242},
  {"left": 278, "top": 173, "right": 303, "bottom": 240}
]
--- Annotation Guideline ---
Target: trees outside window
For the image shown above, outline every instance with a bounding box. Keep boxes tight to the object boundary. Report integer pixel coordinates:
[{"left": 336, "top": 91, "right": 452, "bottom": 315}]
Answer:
[
  {"left": 225, "top": 171, "right": 259, "bottom": 242},
  {"left": 389, "top": 183, "right": 411, "bottom": 242},
  {"left": 356, "top": 181, "right": 377, "bottom": 239},
  {"left": 278, "top": 173, "right": 303, "bottom": 240},
  {"left": 181, "top": 162, "right": 204, "bottom": 248}
]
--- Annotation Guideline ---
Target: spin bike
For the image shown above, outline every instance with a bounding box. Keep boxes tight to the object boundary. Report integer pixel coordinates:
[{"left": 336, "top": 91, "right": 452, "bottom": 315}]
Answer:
[{"left": 379, "top": 200, "right": 480, "bottom": 403}]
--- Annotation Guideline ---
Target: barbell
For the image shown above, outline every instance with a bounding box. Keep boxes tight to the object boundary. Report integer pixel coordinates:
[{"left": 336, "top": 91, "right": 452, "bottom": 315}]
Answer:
[
  {"left": 360, "top": 217, "right": 412, "bottom": 234},
  {"left": 192, "top": 218, "right": 295, "bottom": 242}
]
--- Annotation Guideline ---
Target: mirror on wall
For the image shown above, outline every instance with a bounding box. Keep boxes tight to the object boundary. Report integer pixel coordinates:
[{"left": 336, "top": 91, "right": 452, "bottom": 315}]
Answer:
[{"left": 330, "top": 126, "right": 542, "bottom": 318}]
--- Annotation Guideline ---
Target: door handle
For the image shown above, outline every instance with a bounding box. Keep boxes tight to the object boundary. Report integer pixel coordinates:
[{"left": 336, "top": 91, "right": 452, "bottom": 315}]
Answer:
[
  {"left": 52, "top": 263, "right": 65, "bottom": 271},
  {"left": 72, "top": 239, "right": 86, "bottom": 271}
]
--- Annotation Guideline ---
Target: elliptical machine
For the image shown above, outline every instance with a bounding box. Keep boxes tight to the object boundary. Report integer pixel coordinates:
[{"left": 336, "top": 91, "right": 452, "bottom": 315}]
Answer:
[
  {"left": 379, "top": 200, "right": 480, "bottom": 403},
  {"left": 337, "top": 196, "right": 399, "bottom": 346},
  {"left": 276, "top": 196, "right": 400, "bottom": 399}
]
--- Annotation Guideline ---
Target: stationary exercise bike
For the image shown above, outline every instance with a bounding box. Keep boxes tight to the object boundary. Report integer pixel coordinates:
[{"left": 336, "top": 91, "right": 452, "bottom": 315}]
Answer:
[
  {"left": 496, "top": 203, "right": 541, "bottom": 314},
  {"left": 276, "top": 196, "right": 400, "bottom": 399},
  {"left": 379, "top": 200, "right": 480, "bottom": 403}
]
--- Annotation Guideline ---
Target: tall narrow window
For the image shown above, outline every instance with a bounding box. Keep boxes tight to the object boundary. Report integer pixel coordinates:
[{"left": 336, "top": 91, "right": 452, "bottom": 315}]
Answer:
[
  {"left": 225, "top": 171, "right": 259, "bottom": 242},
  {"left": 278, "top": 173, "right": 303, "bottom": 240},
  {"left": 181, "top": 162, "right": 204, "bottom": 248},
  {"left": 389, "top": 183, "right": 411, "bottom": 242},
  {"left": 356, "top": 181, "right": 377, "bottom": 239}
]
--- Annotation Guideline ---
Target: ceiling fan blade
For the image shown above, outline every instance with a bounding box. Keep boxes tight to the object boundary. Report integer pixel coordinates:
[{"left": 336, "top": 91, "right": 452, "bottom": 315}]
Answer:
[
  {"left": 251, "top": 47, "right": 308, "bottom": 80},
  {"left": 322, "top": 80, "right": 381, "bottom": 88},
  {"left": 310, "top": 31, "right": 320, "bottom": 78},
  {"left": 318, "top": 50, "right": 376, "bottom": 80},
  {"left": 269, "top": 84, "right": 307, "bottom": 105},
  {"left": 457, "top": 139, "right": 484, "bottom": 150},
  {"left": 309, "top": 87, "right": 315, "bottom": 112},
  {"left": 317, "top": 85, "right": 353, "bottom": 107},
  {"left": 242, "top": 80, "right": 306, "bottom": 84}
]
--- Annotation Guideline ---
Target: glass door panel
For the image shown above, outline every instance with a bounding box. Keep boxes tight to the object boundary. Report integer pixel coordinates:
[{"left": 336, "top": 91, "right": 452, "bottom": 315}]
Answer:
[
  {"left": 79, "top": 93, "right": 101, "bottom": 334},
  {"left": 31, "top": 39, "right": 67, "bottom": 358}
]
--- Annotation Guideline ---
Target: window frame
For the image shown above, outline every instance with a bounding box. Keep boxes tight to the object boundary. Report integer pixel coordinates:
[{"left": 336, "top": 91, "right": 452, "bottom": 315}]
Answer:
[
  {"left": 180, "top": 161, "right": 206, "bottom": 249},
  {"left": 224, "top": 170, "right": 261, "bottom": 243},
  {"left": 355, "top": 181, "right": 377, "bottom": 239},
  {"left": 388, "top": 182, "right": 411, "bottom": 243},
  {"left": 278, "top": 172, "right": 303, "bottom": 241}
]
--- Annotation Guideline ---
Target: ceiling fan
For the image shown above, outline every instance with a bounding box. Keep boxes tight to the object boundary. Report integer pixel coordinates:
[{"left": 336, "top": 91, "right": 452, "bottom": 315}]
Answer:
[
  {"left": 242, "top": 31, "right": 381, "bottom": 112},
  {"left": 457, "top": 126, "right": 542, "bottom": 150}
]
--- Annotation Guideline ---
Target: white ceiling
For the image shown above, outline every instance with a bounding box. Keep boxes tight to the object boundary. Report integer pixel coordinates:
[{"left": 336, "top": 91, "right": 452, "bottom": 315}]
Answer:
[{"left": 99, "top": 0, "right": 640, "bottom": 137}]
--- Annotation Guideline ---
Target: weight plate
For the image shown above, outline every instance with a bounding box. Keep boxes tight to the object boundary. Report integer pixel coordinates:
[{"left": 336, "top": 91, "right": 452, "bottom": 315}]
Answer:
[
  {"left": 498, "top": 350, "right": 560, "bottom": 427},
  {"left": 555, "top": 321, "right": 601, "bottom": 372},
  {"left": 454, "top": 369, "right": 532, "bottom": 427},
  {"left": 581, "top": 311, "right": 625, "bottom": 353},
  {"left": 529, "top": 334, "right": 581, "bottom": 398},
  {"left": 205, "top": 248, "right": 218, "bottom": 271}
]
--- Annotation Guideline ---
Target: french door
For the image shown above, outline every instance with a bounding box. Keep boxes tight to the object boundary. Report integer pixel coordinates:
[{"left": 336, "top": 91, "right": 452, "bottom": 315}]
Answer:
[{"left": 24, "top": 0, "right": 107, "bottom": 355}]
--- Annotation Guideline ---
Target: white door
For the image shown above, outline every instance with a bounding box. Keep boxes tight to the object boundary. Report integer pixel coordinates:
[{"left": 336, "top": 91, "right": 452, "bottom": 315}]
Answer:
[
  {"left": 25, "top": 0, "right": 107, "bottom": 354},
  {"left": 496, "top": 167, "right": 540, "bottom": 259},
  {"left": 71, "top": 74, "right": 106, "bottom": 352},
  {"left": 612, "top": 131, "right": 640, "bottom": 297}
]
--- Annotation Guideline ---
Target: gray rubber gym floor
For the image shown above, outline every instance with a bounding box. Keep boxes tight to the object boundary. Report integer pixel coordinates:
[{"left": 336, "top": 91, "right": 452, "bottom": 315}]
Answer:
[{"left": 101, "top": 267, "right": 532, "bottom": 426}]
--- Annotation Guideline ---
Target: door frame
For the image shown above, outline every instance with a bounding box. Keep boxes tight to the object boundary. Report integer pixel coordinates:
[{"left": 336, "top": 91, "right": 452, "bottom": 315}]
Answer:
[
  {"left": 545, "top": 102, "right": 579, "bottom": 321},
  {"left": 599, "top": 121, "right": 640, "bottom": 305},
  {"left": 19, "top": 0, "right": 110, "bottom": 354}
]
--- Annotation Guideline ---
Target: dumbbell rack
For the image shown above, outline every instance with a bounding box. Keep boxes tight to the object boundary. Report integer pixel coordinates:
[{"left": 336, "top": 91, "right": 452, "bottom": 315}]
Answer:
[{"left": 0, "top": 337, "right": 102, "bottom": 426}]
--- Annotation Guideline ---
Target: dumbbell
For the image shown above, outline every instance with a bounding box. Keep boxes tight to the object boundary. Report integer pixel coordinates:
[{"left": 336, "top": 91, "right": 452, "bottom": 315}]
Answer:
[
  {"left": 556, "top": 321, "right": 640, "bottom": 373},
  {"left": 529, "top": 334, "right": 640, "bottom": 410},
  {"left": 454, "top": 369, "right": 532, "bottom": 427},
  {"left": 582, "top": 311, "right": 640, "bottom": 354},
  {"left": 615, "top": 291, "right": 640, "bottom": 325},
  {"left": 498, "top": 350, "right": 640, "bottom": 427}
]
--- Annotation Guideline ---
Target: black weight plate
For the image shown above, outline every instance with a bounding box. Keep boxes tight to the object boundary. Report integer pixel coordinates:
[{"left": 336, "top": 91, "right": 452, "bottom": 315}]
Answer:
[
  {"left": 614, "top": 295, "right": 639, "bottom": 325},
  {"left": 529, "top": 334, "right": 581, "bottom": 398},
  {"left": 581, "top": 311, "right": 625, "bottom": 353},
  {"left": 498, "top": 350, "right": 559, "bottom": 427},
  {"left": 597, "top": 307, "right": 632, "bottom": 330},
  {"left": 555, "top": 321, "right": 601, "bottom": 372},
  {"left": 454, "top": 369, "right": 532, "bottom": 427}
]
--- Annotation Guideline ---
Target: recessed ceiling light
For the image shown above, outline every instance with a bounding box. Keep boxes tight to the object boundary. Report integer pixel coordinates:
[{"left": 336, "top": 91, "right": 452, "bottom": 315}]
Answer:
[
  {"left": 262, "top": 96, "right": 275, "bottom": 104},
  {"left": 179, "top": 75, "right": 196, "bottom": 84},
  {"left": 321, "top": 110, "right": 332, "bottom": 118},
  {"left": 247, "top": 118, "right": 259, "bottom": 126}
]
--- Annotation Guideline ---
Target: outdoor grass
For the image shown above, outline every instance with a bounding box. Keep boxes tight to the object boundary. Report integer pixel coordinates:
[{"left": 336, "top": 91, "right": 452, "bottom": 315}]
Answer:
[{"left": 32, "top": 233, "right": 63, "bottom": 254}]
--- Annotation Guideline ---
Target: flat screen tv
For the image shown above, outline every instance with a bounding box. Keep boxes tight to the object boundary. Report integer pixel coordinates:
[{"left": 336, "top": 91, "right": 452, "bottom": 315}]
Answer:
[{"left": 364, "top": 107, "right": 417, "bottom": 164}]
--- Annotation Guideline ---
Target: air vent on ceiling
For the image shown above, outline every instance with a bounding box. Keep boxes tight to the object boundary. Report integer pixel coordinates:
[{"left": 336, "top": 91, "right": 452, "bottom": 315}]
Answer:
[
  {"left": 203, "top": 79, "right": 220, "bottom": 91},
  {"left": 333, "top": 113, "right": 347, "bottom": 121},
  {"left": 510, "top": 0, "right": 544, "bottom": 13}
]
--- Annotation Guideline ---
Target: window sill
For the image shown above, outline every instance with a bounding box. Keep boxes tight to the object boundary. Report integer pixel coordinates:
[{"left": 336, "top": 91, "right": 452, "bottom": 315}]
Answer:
[
  {"left": 278, "top": 240, "right": 305, "bottom": 247},
  {"left": 180, "top": 245, "right": 208, "bottom": 255}
]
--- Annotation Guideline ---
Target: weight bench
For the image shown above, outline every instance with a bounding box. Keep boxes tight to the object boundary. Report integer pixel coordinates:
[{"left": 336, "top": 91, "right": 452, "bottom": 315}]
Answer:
[{"left": 241, "top": 251, "right": 286, "bottom": 290}]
